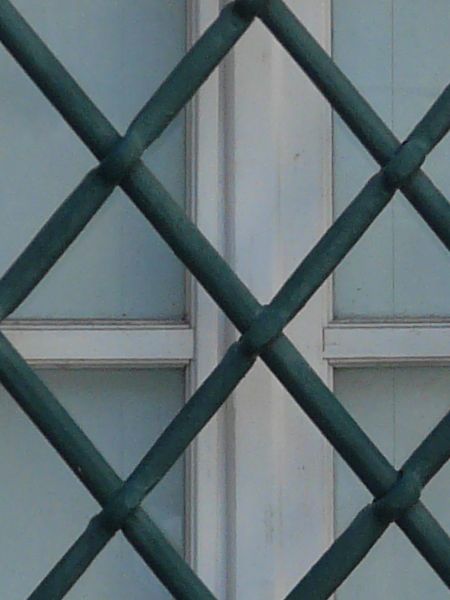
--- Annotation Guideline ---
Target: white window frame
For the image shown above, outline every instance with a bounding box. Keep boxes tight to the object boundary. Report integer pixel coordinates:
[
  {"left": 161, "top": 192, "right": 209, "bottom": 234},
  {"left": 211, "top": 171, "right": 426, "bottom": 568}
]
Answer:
[
  {"left": 187, "top": 1, "right": 228, "bottom": 594},
  {"left": 324, "top": 321, "right": 450, "bottom": 367}
]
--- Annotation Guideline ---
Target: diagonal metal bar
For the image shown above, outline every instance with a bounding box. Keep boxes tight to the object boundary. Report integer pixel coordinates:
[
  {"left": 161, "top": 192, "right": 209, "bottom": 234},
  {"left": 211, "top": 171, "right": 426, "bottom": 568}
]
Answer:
[
  {"left": 284, "top": 500, "right": 450, "bottom": 600},
  {"left": 236, "top": 86, "right": 450, "bottom": 350},
  {"left": 402, "top": 411, "right": 450, "bottom": 488},
  {"left": 0, "top": 0, "right": 252, "bottom": 319},
  {"left": 287, "top": 503, "right": 391, "bottom": 600},
  {"left": 257, "top": 0, "right": 450, "bottom": 251},
  {"left": 36, "top": 342, "right": 449, "bottom": 599},
  {"left": 39, "top": 76, "right": 450, "bottom": 590},
  {"left": 0, "top": 169, "right": 114, "bottom": 320},
  {"left": 0, "top": 0, "right": 252, "bottom": 163},
  {"left": 0, "top": 0, "right": 448, "bottom": 598},
  {"left": 262, "top": 338, "right": 449, "bottom": 587},
  {"left": 0, "top": 0, "right": 448, "bottom": 594},
  {"left": 33, "top": 99, "right": 450, "bottom": 595},
  {"left": 0, "top": 331, "right": 217, "bottom": 600},
  {"left": 30, "top": 341, "right": 256, "bottom": 599},
  {"left": 119, "top": 83, "right": 450, "bottom": 595},
  {"left": 285, "top": 411, "right": 450, "bottom": 598}
]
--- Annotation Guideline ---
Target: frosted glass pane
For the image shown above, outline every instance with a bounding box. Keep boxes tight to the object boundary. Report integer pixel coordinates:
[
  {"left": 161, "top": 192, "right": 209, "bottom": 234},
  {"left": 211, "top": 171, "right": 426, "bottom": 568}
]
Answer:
[
  {"left": 333, "top": 1, "right": 450, "bottom": 318},
  {"left": 0, "top": 368, "right": 185, "bottom": 599},
  {"left": 0, "top": 1, "right": 186, "bottom": 318},
  {"left": 334, "top": 367, "right": 449, "bottom": 599}
]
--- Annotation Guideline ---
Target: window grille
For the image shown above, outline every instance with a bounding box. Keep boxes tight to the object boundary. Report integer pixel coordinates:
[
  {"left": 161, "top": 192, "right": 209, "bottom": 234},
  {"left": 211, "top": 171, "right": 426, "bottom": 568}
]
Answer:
[{"left": 0, "top": 0, "right": 448, "bottom": 597}]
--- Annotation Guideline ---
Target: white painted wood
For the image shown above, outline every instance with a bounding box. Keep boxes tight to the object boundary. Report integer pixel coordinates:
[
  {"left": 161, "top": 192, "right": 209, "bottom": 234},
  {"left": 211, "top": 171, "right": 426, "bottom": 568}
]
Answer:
[
  {"left": 227, "top": 1, "right": 333, "bottom": 597},
  {"left": 324, "top": 322, "right": 450, "bottom": 366},
  {"left": 228, "top": 16, "right": 285, "bottom": 598},
  {"left": 187, "top": 2, "right": 228, "bottom": 596},
  {"left": 0, "top": 321, "right": 194, "bottom": 367}
]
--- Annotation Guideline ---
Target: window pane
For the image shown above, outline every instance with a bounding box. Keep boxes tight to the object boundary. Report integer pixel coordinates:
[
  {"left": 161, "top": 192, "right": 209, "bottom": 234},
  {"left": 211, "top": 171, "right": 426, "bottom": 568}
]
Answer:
[
  {"left": 0, "top": 368, "right": 185, "bottom": 599},
  {"left": 334, "top": 367, "right": 449, "bottom": 598},
  {"left": 0, "top": 1, "right": 186, "bottom": 319},
  {"left": 333, "top": 1, "right": 450, "bottom": 318}
]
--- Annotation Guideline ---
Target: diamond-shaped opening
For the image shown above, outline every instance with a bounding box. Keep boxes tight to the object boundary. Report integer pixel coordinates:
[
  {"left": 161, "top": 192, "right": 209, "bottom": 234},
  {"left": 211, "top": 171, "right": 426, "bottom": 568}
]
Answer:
[{"left": 0, "top": 367, "right": 185, "bottom": 598}]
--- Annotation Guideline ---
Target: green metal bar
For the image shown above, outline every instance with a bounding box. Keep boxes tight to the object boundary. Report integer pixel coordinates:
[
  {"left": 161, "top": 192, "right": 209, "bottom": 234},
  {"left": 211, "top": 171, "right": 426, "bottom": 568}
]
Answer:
[
  {"left": 0, "top": 0, "right": 116, "bottom": 156},
  {"left": 286, "top": 412, "right": 450, "bottom": 599},
  {"left": 88, "top": 176, "right": 398, "bottom": 513},
  {"left": 397, "top": 504, "right": 450, "bottom": 588},
  {"left": 29, "top": 516, "right": 113, "bottom": 600},
  {"left": 30, "top": 341, "right": 256, "bottom": 599},
  {"left": 0, "top": 0, "right": 251, "bottom": 161},
  {"left": 40, "top": 164, "right": 449, "bottom": 596},
  {"left": 125, "top": 164, "right": 400, "bottom": 488},
  {"left": 40, "top": 155, "right": 449, "bottom": 595},
  {"left": 0, "top": 0, "right": 252, "bottom": 319},
  {"left": 0, "top": 0, "right": 448, "bottom": 596},
  {"left": 242, "top": 84, "right": 450, "bottom": 350},
  {"left": 125, "top": 11, "right": 255, "bottom": 151},
  {"left": 258, "top": 0, "right": 450, "bottom": 251},
  {"left": 285, "top": 498, "right": 450, "bottom": 600},
  {"left": 1, "top": 0, "right": 448, "bottom": 591},
  {"left": 102, "top": 342, "right": 256, "bottom": 523},
  {"left": 402, "top": 411, "right": 450, "bottom": 487},
  {"left": 286, "top": 505, "right": 390, "bottom": 600},
  {"left": 261, "top": 337, "right": 450, "bottom": 584},
  {"left": 0, "top": 0, "right": 260, "bottom": 329},
  {"left": 381, "top": 414, "right": 450, "bottom": 583},
  {"left": 0, "top": 170, "right": 114, "bottom": 320},
  {"left": 0, "top": 332, "right": 216, "bottom": 600}
]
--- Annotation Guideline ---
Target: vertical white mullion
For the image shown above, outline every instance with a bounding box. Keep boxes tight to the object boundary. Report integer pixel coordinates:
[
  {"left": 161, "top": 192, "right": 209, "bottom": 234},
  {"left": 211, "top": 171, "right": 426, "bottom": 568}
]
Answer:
[
  {"left": 228, "top": 1, "right": 333, "bottom": 597},
  {"left": 229, "top": 16, "right": 285, "bottom": 599},
  {"left": 276, "top": 0, "right": 334, "bottom": 590},
  {"left": 188, "top": 1, "right": 228, "bottom": 597}
]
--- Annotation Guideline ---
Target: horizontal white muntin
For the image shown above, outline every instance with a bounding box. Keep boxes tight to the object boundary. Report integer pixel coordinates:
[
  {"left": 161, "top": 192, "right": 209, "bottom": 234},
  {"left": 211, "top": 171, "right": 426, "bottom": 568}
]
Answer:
[
  {"left": 0, "top": 320, "right": 194, "bottom": 367},
  {"left": 324, "top": 321, "right": 450, "bottom": 366}
]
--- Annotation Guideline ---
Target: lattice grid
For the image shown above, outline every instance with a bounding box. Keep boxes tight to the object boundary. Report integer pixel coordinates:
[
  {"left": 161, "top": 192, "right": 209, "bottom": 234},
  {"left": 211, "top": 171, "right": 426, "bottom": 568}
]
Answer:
[{"left": 0, "top": 0, "right": 448, "bottom": 598}]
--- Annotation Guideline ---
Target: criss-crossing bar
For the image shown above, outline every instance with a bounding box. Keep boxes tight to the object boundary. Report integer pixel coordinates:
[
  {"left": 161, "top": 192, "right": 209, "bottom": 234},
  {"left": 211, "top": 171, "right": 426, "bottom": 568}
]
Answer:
[{"left": 0, "top": 0, "right": 448, "bottom": 598}]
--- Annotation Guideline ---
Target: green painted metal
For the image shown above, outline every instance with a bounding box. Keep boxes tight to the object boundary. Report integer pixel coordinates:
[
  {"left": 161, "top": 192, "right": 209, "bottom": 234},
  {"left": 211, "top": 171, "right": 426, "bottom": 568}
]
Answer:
[{"left": 0, "top": 0, "right": 448, "bottom": 598}]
